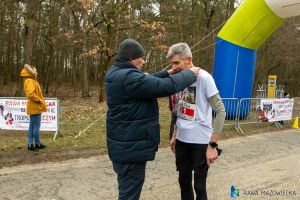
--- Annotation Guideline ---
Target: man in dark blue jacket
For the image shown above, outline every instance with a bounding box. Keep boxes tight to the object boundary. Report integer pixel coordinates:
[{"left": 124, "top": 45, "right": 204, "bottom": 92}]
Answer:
[{"left": 105, "top": 39, "right": 199, "bottom": 200}]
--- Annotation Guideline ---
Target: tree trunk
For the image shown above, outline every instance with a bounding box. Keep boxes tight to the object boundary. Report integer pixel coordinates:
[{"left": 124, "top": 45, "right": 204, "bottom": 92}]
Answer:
[
  {"left": 82, "top": 41, "right": 90, "bottom": 97},
  {"left": 16, "top": 0, "right": 37, "bottom": 96},
  {"left": 24, "top": 16, "right": 35, "bottom": 64},
  {"left": 82, "top": 12, "right": 90, "bottom": 98},
  {"left": 43, "top": 45, "right": 54, "bottom": 94},
  {"left": 98, "top": 59, "right": 105, "bottom": 103},
  {"left": 72, "top": 50, "right": 78, "bottom": 97}
]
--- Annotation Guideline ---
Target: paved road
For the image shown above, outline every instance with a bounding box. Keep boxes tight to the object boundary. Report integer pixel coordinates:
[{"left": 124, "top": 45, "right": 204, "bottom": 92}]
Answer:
[{"left": 1, "top": 129, "right": 300, "bottom": 200}]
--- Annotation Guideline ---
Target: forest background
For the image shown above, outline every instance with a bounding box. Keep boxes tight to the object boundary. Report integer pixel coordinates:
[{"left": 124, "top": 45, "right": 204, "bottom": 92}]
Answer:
[{"left": 0, "top": 0, "right": 299, "bottom": 100}]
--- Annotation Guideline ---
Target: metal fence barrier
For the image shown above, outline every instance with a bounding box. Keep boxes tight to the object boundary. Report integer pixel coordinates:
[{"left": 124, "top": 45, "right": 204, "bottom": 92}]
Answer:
[
  {"left": 256, "top": 84, "right": 285, "bottom": 99},
  {"left": 237, "top": 98, "right": 261, "bottom": 125},
  {"left": 2, "top": 97, "right": 299, "bottom": 137}
]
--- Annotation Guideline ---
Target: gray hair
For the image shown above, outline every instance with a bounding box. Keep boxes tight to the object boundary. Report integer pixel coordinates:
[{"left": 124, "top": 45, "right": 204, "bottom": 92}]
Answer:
[{"left": 166, "top": 43, "right": 192, "bottom": 59}]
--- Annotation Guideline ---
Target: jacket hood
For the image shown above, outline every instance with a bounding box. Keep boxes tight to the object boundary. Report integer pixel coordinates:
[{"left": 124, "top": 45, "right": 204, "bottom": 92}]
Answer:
[{"left": 20, "top": 64, "right": 37, "bottom": 79}]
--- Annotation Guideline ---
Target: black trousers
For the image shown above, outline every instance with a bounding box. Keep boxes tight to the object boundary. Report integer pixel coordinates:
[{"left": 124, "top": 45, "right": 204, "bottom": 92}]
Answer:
[
  {"left": 112, "top": 161, "right": 147, "bottom": 200},
  {"left": 175, "top": 139, "right": 209, "bottom": 200}
]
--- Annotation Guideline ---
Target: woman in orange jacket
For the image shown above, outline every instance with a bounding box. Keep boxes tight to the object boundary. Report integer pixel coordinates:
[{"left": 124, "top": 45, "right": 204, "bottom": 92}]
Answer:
[{"left": 21, "top": 64, "right": 47, "bottom": 151}]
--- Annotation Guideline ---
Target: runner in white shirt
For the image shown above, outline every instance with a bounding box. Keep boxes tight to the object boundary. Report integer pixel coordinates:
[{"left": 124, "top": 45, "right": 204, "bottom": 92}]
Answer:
[{"left": 168, "top": 43, "right": 226, "bottom": 200}]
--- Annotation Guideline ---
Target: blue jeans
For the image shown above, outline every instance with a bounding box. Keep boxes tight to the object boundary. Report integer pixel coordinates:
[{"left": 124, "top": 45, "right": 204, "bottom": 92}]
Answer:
[
  {"left": 112, "top": 162, "right": 147, "bottom": 200},
  {"left": 28, "top": 114, "right": 41, "bottom": 145}
]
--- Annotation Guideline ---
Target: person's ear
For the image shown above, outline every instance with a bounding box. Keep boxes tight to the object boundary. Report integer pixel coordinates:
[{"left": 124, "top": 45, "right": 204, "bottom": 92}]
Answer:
[
  {"left": 187, "top": 57, "right": 192, "bottom": 65},
  {"left": 183, "top": 57, "right": 192, "bottom": 66}
]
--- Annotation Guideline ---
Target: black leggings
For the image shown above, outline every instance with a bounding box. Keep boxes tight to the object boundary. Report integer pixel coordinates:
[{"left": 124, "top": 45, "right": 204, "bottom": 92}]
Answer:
[
  {"left": 176, "top": 139, "right": 209, "bottom": 200},
  {"left": 179, "top": 168, "right": 208, "bottom": 200}
]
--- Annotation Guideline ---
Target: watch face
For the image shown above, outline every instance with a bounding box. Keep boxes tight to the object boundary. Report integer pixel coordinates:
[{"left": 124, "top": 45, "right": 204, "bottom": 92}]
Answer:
[{"left": 209, "top": 142, "right": 218, "bottom": 148}]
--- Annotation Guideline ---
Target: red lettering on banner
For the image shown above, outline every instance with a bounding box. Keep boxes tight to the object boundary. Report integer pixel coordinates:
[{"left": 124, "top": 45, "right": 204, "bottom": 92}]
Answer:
[
  {"left": 5, "top": 101, "right": 20, "bottom": 107},
  {"left": 42, "top": 116, "right": 56, "bottom": 121},
  {"left": 273, "top": 100, "right": 292, "bottom": 104},
  {"left": 46, "top": 102, "right": 56, "bottom": 107}
]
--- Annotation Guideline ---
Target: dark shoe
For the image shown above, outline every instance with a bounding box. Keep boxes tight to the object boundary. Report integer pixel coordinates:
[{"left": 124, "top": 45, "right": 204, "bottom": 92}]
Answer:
[
  {"left": 35, "top": 144, "right": 46, "bottom": 149},
  {"left": 27, "top": 144, "right": 35, "bottom": 151}
]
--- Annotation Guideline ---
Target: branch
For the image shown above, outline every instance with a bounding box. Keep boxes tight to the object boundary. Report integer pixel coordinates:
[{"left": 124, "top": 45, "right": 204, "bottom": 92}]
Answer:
[
  {"left": 113, "top": 21, "right": 141, "bottom": 32},
  {"left": 267, "top": 63, "right": 281, "bottom": 75},
  {"left": 85, "top": 20, "right": 104, "bottom": 35}
]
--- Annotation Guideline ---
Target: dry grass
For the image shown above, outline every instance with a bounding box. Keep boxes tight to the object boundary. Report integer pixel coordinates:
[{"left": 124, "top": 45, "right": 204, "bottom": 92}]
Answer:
[{"left": 0, "top": 96, "right": 295, "bottom": 168}]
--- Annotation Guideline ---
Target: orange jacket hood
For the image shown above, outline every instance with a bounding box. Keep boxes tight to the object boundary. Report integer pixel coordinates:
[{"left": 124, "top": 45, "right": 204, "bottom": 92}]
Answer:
[{"left": 20, "top": 64, "right": 37, "bottom": 79}]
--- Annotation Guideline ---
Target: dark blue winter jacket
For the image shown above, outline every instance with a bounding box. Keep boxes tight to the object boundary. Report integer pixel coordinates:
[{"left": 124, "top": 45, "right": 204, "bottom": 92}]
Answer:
[{"left": 105, "top": 59, "right": 196, "bottom": 163}]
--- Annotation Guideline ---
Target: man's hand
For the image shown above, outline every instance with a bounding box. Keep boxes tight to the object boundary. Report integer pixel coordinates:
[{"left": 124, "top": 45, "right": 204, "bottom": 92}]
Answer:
[
  {"left": 206, "top": 145, "right": 218, "bottom": 167},
  {"left": 168, "top": 68, "right": 181, "bottom": 75},
  {"left": 170, "top": 136, "right": 176, "bottom": 153},
  {"left": 167, "top": 69, "right": 175, "bottom": 75},
  {"left": 190, "top": 66, "right": 200, "bottom": 76}
]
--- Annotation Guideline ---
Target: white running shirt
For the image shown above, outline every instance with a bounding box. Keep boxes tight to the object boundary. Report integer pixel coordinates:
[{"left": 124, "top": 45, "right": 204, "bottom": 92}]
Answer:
[{"left": 176, "top": 69, "right": 219, "bottom": 144}]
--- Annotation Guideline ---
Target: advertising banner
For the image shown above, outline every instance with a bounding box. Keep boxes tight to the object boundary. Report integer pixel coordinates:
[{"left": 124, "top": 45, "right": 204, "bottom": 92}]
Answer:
[
  {"left": 0, "top": 98, "right": 58, "bottom": 131},
  {"left": 259, "top": 98, "right": 294, "bottom": 122}
]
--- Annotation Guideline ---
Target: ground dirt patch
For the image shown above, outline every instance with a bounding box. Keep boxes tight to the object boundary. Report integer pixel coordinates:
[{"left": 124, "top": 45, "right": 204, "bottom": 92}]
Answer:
[{"left": 0, "top": 97, "right": 294, "bottom": 169}]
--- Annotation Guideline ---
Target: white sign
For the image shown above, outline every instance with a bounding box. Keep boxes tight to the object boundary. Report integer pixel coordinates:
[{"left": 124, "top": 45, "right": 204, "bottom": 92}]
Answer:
[
  {"left": 259, "top": 98, "right": 294, "bottom": 122},
  {"left": 0, "top": 98, "right": 58, "bottom": 131}
]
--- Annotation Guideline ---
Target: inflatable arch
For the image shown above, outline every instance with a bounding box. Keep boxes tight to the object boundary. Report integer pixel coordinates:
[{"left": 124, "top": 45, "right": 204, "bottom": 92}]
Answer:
[{"left": 213, "top": 0, "right": 300, "bottom": 118}]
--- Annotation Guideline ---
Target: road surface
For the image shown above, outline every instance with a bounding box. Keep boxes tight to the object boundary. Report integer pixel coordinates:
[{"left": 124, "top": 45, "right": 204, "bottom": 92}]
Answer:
[{"left": 1, "top": 129, "right": 300, "bottom": 200}]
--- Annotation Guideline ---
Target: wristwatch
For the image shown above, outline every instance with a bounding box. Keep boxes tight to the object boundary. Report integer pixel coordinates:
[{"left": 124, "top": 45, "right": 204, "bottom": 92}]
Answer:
[{"left": 209, "top": 142, "right": 218, "bottom": 148}]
